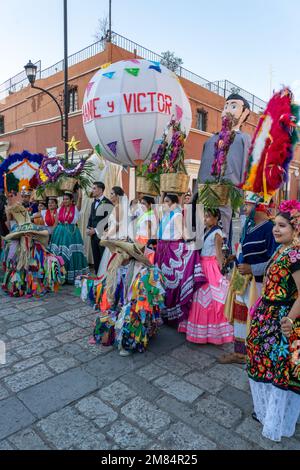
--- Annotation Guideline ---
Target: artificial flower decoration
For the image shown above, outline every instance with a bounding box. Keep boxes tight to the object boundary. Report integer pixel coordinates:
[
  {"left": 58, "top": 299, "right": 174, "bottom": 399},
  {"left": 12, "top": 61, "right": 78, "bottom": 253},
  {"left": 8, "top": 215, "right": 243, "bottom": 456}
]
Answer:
[
  {"left": 198, "top": 114, "right": 243, "bottom": 211},
  {"left": 279, "top": 200, "right": 300, "bottom": 232},
  {"left": 37, "top": 157, "right": 86, "bottom": 185},
  {"left": 211, "top": 114, "right": 236, "bottom": 181}
]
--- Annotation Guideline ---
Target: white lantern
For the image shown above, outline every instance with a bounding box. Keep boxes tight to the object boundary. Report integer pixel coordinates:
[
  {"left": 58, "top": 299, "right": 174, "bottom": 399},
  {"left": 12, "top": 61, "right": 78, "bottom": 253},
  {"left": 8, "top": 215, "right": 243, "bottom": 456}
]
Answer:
[{"left": 82, "top": 59, "right": 192, "bottom": 167}]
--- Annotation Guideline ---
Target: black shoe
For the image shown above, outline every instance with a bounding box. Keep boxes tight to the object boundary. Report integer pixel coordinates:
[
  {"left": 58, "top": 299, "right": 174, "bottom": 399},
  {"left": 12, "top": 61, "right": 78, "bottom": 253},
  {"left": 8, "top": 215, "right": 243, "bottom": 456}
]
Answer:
[{"left": 251, "top": 411, "right": 260, "bottom": 423}]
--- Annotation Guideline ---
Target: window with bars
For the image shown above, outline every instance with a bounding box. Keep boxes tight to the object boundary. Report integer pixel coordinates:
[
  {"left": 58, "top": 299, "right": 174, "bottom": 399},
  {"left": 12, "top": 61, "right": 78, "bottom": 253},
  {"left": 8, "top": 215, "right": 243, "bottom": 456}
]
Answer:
[
  {"left": 68, "top": 86, "right": 78, "bottom": 113},
  {"left": 0, "top": 116, "right": 4, "bottom": 135},
  {"left": 196, "top": 108, "right": 208, "bottom": 132}
]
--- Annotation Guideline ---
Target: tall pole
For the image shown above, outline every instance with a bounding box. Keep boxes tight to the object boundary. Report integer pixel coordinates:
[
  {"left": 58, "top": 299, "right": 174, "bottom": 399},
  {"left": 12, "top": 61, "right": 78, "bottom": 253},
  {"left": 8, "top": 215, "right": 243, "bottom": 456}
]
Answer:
[
  {"left": 269, "top": 64, "right": 273, "bottom": 99},
  {"left": 64, "top": 0, "right": 69, "bottom": 163},
  {"left": 108, "top": 0, "right": 112, "bottom": 42}
]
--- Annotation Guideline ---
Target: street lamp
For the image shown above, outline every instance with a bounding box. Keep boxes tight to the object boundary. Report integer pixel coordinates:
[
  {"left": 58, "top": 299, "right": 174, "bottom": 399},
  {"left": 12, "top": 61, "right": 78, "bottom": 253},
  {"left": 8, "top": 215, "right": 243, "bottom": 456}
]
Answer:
[
  {"left": 24, "top": 60, "right": 67, "bottom": 160},
  {"left": 24, "top": 60, "right": 37, "bottom": 85}
]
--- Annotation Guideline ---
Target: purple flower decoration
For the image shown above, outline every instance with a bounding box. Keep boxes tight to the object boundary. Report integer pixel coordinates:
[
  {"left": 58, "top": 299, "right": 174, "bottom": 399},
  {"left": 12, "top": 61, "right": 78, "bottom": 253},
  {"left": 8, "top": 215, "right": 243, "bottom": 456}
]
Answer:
[{"left": 211, "top": 115, "right": 236, "bottom": 181}]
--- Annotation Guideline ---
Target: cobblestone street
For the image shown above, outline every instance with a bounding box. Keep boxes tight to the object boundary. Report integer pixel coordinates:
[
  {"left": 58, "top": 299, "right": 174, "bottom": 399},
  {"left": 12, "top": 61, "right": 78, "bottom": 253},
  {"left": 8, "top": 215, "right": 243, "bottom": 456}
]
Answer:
[{"left": 0, "top": 285, "right": 299, "bottom": 451}]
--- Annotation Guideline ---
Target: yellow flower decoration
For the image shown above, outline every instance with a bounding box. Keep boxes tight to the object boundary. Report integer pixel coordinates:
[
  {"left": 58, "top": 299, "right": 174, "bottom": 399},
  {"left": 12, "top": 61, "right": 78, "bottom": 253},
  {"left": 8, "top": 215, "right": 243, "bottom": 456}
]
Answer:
[{"left": 39, "top": 169, "right": 48, "bottom": 182}]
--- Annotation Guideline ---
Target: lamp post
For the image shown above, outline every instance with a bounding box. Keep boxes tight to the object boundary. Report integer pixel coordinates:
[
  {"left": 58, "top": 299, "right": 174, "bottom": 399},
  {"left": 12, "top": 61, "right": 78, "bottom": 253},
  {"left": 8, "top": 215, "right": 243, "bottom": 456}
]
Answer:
[
  {"left": 24, "top": 60, "right": 65, "bottom": 143},
  {"left": 108, "top": 0, "right": 112, "bottom": 42},
  {"left": 24, "top": 0, "right": 69, "bottom": 162},
  {"left": 63, "top": 0, "right": 69, "bottom": 162}
]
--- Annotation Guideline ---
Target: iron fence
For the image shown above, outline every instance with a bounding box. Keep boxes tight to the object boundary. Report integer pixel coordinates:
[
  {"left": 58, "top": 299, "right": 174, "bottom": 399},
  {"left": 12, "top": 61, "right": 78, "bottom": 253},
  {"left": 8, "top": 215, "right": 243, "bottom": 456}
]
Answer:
[
  {"left": 0, "top": 61, "right": 41, "bottom": 101},
  {"left": 208, "top": 80, "right": 266, "bottom": 113},
  {"left": 0, "top": 32, "right": 266, "bottom": 113},
  {"left": 41, "top": 39, "right": 106, "bottom": 80}
]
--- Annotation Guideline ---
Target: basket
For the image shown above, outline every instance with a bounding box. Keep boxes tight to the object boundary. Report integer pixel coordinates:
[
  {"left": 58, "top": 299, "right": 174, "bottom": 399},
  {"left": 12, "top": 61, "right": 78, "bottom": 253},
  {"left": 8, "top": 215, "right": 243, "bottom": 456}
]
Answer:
[
  {"left": 136, "top": 176, "right": 159, "bottom": 196},
  {"left": 58, "top": 177, "right": 78, "bottom": 192},
  {"left": 31, "top": 189, "right": 46, "bottom": 202},
  {"left": 160, "top": 173, "right": 189, "bottom": 194},
  {"left": 44, "top": 187, "right": 60, "bottom": 198},
  {"left": 198, "top": 183, "right": 230, "bottom": 206}
]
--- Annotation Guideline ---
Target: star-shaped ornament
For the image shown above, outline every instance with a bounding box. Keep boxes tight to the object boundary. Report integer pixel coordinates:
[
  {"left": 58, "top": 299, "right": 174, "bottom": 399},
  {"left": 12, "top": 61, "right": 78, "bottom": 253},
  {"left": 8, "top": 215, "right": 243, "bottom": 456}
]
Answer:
[{"left": 67, "top": 136, "right": 80, "bottom": 152}]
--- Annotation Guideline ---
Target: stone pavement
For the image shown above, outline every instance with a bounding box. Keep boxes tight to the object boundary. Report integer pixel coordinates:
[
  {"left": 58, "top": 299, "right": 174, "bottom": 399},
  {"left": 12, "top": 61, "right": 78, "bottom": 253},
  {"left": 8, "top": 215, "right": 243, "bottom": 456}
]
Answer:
[{"left": 0, "top": 285, "right": 299, "bottom": 451}]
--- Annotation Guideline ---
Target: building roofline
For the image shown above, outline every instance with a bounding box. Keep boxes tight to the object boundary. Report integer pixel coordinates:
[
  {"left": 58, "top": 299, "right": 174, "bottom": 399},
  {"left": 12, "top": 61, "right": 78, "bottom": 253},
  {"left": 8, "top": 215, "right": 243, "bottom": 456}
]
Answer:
[{"left": 1, "top": 32, "right": 266, "bottom": 114}]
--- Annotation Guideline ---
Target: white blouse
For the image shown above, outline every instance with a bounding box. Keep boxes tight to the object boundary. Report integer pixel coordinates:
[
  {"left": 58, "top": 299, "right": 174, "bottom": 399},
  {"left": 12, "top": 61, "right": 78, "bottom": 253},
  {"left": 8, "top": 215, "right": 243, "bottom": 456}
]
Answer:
[{"left": 201, "top": 228, "right": 223, "bottom": 256}]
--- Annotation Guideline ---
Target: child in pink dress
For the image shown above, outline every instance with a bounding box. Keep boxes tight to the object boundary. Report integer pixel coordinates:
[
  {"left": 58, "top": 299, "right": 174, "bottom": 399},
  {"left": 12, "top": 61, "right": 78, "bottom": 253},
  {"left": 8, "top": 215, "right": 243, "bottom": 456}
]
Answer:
[{"left": 179, "top": 208, "right": 233, "bottom": 344}]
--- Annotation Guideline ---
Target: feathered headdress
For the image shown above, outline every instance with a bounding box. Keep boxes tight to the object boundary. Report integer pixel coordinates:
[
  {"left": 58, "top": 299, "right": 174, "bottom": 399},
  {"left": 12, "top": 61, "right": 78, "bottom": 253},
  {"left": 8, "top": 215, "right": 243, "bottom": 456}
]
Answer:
[{"left": 242, "top": 88, "right": 299, "bottom": 201}]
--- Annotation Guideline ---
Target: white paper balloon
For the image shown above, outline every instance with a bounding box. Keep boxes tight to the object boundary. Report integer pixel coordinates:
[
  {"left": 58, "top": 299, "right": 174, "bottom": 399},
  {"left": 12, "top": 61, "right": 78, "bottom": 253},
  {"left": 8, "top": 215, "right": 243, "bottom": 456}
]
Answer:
[{"left": 82, "top": 59, "right": 192, "bottom": 167}]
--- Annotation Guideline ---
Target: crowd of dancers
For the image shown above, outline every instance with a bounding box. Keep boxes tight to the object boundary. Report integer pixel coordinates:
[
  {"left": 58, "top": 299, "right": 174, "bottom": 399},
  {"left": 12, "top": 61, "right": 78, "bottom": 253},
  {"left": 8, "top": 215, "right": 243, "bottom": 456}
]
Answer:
[{"left": 1, "top": 183, "right": 300, "bottom": 443}]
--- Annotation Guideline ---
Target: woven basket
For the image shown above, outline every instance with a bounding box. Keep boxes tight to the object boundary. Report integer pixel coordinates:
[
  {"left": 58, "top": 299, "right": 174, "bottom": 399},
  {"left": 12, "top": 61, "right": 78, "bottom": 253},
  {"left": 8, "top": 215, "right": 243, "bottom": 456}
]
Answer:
[
  {"left": 31, "top": 189, "right": 46, "bottom": 202},
  {"left": 198, "top": 183, "right": 230, "bottom": 206},
  {"left": 59, "top": 177, "right": 77, "bottom": 192},
  {"left": 160, "top": 173, "right": 189, "bottom": 194},
  {"left": 136, "top": 176, "right": 159, "bottom": 196},
  {"left": 44, "top": 187, "right": 60, "bottom": 198}
]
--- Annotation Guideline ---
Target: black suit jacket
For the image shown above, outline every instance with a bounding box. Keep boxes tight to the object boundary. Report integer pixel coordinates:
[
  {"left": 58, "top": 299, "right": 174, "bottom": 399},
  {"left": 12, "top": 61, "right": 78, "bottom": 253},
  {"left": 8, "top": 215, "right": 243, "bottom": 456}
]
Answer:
[{"left": 88, "top": 196, "right": 113, "bottom": 238}]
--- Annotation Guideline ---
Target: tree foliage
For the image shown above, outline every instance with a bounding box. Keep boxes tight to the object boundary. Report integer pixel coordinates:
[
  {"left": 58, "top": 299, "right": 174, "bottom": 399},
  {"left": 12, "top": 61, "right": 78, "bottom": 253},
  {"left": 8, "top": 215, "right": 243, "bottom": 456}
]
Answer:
[
  {"left": 160, "top": 51, "right": 183, "bottom": 73},
  {"left": 94, "top": 16, "right": 110, "bottom": 42}
]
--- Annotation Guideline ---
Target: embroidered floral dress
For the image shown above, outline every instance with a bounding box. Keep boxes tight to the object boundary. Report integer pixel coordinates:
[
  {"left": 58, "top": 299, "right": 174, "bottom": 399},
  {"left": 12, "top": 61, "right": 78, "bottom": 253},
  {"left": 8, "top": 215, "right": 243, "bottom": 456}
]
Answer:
[
  {"left": 247, "top": 244, "right": 300, "bottom": 441},
  {"left": 49, "top": 205, "right": 88, "bottom": 284}
]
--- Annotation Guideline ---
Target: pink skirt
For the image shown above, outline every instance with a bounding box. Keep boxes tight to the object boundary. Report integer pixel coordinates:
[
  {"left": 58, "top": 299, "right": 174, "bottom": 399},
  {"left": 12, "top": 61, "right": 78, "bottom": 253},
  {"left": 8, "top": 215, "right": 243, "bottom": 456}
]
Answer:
[{"left": 178, "top": 256, "right": 233, "bottom": 344}]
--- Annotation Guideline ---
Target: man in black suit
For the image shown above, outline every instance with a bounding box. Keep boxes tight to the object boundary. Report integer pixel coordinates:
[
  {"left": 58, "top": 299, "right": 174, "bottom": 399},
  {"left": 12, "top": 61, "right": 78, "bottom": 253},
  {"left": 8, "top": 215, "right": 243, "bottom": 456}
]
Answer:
[{"left": 87, "top": 182, "right": 112, "bottom": 273}]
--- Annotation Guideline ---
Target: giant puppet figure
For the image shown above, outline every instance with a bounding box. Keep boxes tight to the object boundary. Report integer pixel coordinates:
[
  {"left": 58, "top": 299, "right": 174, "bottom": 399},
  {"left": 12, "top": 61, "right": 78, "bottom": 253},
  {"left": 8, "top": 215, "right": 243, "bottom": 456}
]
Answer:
[{"left": 197, "top": 94, "right": 251, "bottom": 241}]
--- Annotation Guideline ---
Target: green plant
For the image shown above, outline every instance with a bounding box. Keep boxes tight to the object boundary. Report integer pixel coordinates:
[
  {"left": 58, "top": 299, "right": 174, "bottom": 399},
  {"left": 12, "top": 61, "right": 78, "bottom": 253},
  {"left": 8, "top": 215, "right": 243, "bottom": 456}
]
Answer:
[
  {"left": 198, "top": 179, "right": 243, "bottom": 212},
  {"left": 36, "top": 180, "right": 61, "bottom": 197},
  {"left": 136, "top": 164, "right": 160, "bottom": 193}
]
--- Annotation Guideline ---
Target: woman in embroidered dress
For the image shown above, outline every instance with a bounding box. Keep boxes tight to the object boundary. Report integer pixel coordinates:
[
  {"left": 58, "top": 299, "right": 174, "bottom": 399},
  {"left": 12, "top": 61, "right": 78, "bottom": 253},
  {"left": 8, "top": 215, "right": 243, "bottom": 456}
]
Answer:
[
  {"left": 155, "top": 194, "right": 205, "bottom": 326},
  {"left": 247, "top": 200, "right": 300, "bottom": 441},
  {"left": 220, "top": 192, "right": 278, "bottom": 363},
  {"left": 49, "top": 190, "right": 88, "bottom": 284},
  {"left": 179, "top": 208, "right": 233, "bottom": 344}
]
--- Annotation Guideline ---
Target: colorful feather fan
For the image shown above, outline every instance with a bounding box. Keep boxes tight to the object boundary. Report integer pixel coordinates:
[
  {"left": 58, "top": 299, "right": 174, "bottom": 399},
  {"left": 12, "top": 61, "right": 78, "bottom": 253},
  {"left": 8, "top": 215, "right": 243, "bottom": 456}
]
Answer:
[{"left": 242, "top": 88, "right": 299, "bottom": 201}]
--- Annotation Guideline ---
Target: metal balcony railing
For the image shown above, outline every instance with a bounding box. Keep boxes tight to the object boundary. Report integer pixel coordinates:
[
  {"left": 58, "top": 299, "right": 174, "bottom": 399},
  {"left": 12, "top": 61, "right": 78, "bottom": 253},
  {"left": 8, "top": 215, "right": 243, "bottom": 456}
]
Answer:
[
  {"left": 0, "top": 32, "right": 266, "bottom": 113},
  {"left": 0, "top": 61, "right": 41, "bottom": 101}
]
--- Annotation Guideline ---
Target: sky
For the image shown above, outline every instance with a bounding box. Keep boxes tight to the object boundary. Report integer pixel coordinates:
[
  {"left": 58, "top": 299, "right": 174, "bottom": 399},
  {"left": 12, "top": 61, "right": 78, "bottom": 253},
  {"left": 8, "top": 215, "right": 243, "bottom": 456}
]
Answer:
[{"left": 2, "top": 0, "right": 300, "bottom": 102}]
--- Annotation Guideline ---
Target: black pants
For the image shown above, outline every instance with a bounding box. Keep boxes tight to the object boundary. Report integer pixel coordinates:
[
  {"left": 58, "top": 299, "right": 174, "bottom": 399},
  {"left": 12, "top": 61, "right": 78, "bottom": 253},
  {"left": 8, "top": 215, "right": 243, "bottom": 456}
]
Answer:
[{"left": 91, "top": 234, "right": 105, "bottom": 274}]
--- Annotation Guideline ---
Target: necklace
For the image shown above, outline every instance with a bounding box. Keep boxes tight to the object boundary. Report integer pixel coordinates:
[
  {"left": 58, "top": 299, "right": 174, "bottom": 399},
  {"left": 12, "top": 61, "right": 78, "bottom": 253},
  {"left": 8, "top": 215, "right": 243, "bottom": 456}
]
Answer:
[{"left": 278, "top": 241, "right": 297, "bottom": 255}]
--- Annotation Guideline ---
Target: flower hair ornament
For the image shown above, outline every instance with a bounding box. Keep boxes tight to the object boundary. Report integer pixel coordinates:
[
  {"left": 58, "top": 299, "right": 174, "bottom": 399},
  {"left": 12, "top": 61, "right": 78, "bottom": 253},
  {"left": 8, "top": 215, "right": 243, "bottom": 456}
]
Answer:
[{"left": 278, "top": 200, "right": 300, "bottom": 232}]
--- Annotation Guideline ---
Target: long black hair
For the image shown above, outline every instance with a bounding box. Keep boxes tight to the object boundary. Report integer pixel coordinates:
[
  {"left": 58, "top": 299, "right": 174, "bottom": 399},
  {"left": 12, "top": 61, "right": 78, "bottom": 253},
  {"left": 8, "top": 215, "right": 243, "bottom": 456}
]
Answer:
[
  {"left": 111, "top": 186, "right": 125, "bottom": 197},
  {"left": 142, "top": 196, "right": 155, "bottom": 206},
  {"left": 164, "top": 194, "right": 179, "bottom": 204},
  {"left": 205, "top": 207, "right": 221, "bottom": 221}
]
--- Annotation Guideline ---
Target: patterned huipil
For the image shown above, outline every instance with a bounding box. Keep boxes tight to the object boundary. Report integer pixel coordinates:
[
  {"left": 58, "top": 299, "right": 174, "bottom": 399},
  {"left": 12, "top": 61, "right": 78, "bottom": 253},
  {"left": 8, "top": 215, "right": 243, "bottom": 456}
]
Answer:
[{"left": 247, "top": 244, "right": 300, "bottom": 394}]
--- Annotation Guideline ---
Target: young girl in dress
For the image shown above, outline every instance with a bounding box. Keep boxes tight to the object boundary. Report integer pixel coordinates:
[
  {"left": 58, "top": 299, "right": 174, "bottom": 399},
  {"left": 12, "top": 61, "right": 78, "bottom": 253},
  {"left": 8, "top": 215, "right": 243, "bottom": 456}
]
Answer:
[
  {"left": 49, "top": 190, "right": 88, "bottom": 284},
  {"left": 179, "top": 208, "right": 233, "bottom": 344}
]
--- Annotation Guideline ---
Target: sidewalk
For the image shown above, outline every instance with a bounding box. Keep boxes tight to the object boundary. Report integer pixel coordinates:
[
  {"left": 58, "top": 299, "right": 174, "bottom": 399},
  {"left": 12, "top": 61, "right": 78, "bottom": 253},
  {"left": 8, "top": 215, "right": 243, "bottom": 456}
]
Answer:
[{"left": 0, "top": 285, "right": 299, "bottom": 450}]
